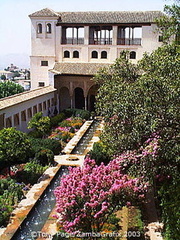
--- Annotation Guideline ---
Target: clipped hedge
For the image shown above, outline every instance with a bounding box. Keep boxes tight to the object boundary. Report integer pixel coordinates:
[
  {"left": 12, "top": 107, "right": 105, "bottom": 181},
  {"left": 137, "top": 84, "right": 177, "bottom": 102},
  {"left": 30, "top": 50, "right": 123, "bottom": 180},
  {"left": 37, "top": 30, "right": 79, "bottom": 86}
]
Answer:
[
  {"left": 35, "top": 149, "right": 54, "bottom": 166},
  {"left": 63, "top": 108, "right": 90, "bottom": 120},
  {"left": 50, "top": 113, "right": 66, "bottom": 127},
  {"left": 88, "top": 141, "right": 110, "bottom": 165},
  {"left": 16, "top": 161, "right": 49, "bottom": 185},
  {"left": 29, "top": 138, "right": 61, "bottom": 155}
]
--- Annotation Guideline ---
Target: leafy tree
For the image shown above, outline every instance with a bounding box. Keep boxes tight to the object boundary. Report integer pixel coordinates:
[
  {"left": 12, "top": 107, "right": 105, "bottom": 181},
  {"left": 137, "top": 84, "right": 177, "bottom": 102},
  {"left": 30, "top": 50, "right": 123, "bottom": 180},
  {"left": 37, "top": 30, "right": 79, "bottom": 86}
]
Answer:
[
  {"left": 28, "top": 112, "right": 51, "bottom": 138},
  {"left": 156, "top": 1, "right": 180, "bottom": 44},
  {"left": 54, "top": 157, "right": 146, "bottom": 235},
  {"left": 95, "top": 44, "right": 179, "bottom": 155},
  {"left": 1, "top": 75, "right": 6, "bottom": 80},
  {"left": 0, "top": 128, "right": 32, "bottom": 174},
  {"left": 0, "top": 81, "right": 24, "bottom": 99},
  {"left": 29, "top": 137, "right": 61, "bottom": 155},
  {"left": 94, "top": 44, "right": 180, "bottom": 238}
]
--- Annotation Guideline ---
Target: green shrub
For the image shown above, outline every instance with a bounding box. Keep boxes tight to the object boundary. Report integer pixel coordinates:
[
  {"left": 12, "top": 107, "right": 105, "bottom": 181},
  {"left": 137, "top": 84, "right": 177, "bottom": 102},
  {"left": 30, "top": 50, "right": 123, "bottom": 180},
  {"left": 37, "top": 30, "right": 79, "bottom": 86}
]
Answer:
[
  {"left": 0, "top": 197, "right": 13, "bottom": 227},
  {"left": 20, "top": 161, "right": 48, "bottom": 184},
  {"left": 0, "top": 178, "right": 25, "bottom": 227},
  {"left": 88, "top": 141, "right": 110, "bottom": 165},
  {"left": 50, "top": 113, "right": 66, "bottom": 127},
  {"left": 28, "top": 129, "right": 42, "bottom": 138},
  {"left": 63, "top": 108, "right": 75, "bottom": 118},
  {"left": 35, "top": 149, "right": 54, "bottom": 166},
  {"left": 0, "top": 178, "right": 24, "bottom": 203},
  {"left": 28, "top": 112, "right": 51, "bottom": 138},
  {"left": 159, "top": 178, "right": 180, "bottom": 240},
  {"left": 63, "top": 108, "right": 90, "bottom": 120},
  {"left": 29, "top": 138, "right": 61, "bottom": 155},
  {"left": 75, "top": 109, "right": 90, "bottom": 120},
  {"left": 69, "top": 127, "right": 75, "bottom": 133}
]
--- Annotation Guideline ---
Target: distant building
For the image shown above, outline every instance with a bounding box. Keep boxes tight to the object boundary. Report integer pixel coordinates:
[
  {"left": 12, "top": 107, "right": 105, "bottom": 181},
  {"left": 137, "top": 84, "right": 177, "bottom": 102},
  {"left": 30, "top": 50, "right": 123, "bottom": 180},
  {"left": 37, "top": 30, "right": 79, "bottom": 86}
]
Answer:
[
  {"left": 0, "top": 70, "right": 13, "bottom": 80},
  {"left": 7, "top": 63, "right": 18, "bottom": 72},
  {"left": 29, "top": 8, "right": 164, "bottom": 111}
]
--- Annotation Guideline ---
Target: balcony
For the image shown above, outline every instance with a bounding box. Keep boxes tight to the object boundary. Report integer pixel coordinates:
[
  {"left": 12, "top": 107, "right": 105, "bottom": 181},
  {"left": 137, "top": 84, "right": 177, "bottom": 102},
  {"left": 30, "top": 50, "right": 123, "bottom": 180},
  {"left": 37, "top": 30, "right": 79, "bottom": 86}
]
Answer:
[
  {"left": 117, "top": 38, "right": 141, "bottom": 45},
  {"left": 89, "top": 38, "right": 112, "bottom": 45},
  {"left": 62, "top": 38, "right": 84, "bottom": 45}
]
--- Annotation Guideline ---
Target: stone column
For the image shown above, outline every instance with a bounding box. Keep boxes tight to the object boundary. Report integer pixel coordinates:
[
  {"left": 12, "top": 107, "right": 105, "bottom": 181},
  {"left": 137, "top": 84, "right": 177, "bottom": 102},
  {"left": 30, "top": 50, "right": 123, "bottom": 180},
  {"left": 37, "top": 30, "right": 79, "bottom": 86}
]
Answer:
[
  {"left": 112, "top": 26, "right": 118, "bottom": 45},
  {"left": 70, "top": 96, "right": 73, "bottom": 109},
  {"left": 84, "top": 26, "right": 89, "bottom": 45},
  {"left": 84, "top": 97, "right": 87, "bottom": 110}
]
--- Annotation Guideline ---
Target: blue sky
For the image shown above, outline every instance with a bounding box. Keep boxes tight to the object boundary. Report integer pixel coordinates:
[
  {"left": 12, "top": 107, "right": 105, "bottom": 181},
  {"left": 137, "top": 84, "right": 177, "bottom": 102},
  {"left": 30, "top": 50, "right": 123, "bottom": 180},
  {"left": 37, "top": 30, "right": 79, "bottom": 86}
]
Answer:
[{"left": 0, "top": 0, "right": 173, "bottom": 68}]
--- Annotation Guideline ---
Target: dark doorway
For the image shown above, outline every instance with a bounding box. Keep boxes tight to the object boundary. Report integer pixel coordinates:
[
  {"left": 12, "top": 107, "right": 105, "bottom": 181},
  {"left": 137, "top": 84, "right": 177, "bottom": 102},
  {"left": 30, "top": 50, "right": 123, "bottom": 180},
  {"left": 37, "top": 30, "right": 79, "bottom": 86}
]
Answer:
[
  {"left": 59, "top": 87, "right": 71, "bottom": 111},
  {"left": 87, "top": 84, "right": 98, "bottom": 111},
  {"left": 74, "top": 88, "right": 84, "bottom": 109},
  {"left": 90, "top": 95, "right": 96, "bottom": 111}
]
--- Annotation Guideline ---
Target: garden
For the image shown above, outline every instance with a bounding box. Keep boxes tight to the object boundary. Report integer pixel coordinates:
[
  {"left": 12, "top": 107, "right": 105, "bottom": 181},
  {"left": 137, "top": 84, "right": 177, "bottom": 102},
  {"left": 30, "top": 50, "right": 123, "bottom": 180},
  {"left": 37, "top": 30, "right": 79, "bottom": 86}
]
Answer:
[
  {"left": 0, "top": 108, "right": 90, "bottom": 227},
  {"left": 0, "top": 4, "right": 179, "bottom": 238},
  {"left": 53, "top": 42, "right": 179, "bottom": 239}
]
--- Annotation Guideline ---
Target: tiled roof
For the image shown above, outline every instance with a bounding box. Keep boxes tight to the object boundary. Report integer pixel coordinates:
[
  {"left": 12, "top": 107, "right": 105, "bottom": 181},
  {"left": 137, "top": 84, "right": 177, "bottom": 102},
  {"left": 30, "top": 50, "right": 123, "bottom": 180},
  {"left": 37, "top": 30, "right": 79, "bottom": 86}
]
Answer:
[
  {"left": 29, "top": 8, "right": 59, "bottom": 17},
  {"left": 29, "top": 8, "right": 164, "bottom": 24},
  {"left": 0, "top": 86, "right": 56, "bottom": 110},
  {"left": 51, "top": 62, "right": 111, "bottom": 75}
]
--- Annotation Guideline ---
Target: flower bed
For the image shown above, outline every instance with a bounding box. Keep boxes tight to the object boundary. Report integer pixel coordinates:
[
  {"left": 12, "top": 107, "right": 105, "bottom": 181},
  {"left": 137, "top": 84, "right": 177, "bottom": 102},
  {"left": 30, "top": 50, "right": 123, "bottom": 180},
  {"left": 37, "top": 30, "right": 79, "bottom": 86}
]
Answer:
[{"left": 48, "top": 117, "right": 85, "bottom": 145}]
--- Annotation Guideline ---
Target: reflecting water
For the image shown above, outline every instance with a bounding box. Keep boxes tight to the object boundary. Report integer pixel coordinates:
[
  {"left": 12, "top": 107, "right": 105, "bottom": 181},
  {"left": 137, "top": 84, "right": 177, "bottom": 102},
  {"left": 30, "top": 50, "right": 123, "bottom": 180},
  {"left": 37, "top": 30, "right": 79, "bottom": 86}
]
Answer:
[
  {"left": 11, "top": 120, "right": 99, "bottom": 239},
  {"left": 11, "top": 167, "right": 68, "bottom": 240},
  {"left": 72, "top": 120, "right": 99, "bottom": 154}
]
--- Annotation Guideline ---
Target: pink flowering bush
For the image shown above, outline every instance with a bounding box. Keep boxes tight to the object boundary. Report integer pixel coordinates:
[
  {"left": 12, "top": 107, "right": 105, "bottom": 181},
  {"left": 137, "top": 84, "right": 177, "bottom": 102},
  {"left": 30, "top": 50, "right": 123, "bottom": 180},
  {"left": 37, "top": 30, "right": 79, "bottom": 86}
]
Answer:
[
  {"left": 48, "top": 118, "right": 84, "bottom": 143},
  {"left": 114, "top": 134, "right": 161, "bottom": 182},
  {"left": 54, "top": 157, "right": 147, "bottom": 234}
]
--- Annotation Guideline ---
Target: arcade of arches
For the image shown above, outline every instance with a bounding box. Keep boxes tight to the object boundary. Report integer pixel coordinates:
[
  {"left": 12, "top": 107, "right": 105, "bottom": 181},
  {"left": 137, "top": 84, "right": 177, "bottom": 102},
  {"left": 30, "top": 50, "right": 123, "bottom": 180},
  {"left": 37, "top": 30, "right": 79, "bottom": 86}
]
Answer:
[{"left": 54, "top": 75, "right": 98, "bottom": 112}]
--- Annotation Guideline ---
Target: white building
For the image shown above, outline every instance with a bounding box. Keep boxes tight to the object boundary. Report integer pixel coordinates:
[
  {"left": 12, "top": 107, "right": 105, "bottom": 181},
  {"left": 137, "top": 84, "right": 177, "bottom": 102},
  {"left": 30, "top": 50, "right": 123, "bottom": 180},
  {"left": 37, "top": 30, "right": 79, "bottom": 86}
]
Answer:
[
  {"left": 0, "top": 8, "right": 165, "bottom": 132},
  {"left": 29, "top": 8, "right": 164, "bottom": 111},
  {"left": 0, "top": 86, "right": 56, "bottom": 131},
  {"left": 0, "top": 70, "right": 13, "bottom": 80}
]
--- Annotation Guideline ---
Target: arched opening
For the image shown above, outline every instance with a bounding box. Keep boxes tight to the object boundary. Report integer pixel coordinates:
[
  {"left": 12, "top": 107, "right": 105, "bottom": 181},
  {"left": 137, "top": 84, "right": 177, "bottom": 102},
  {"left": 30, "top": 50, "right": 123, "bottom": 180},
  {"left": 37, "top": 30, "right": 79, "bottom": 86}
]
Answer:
[
  {"left": 21, "top": 111, "right": 26, "bottom": 121},
  {"left": 46, "top": 23, "right": 51, "bottom": 33},
  {"left": 6, "top": 117, "right": 12, "bottom": 128},
  {"left": 101, "top": 51, "right": 107, "bottom": 59},
  {"left": 38, "top": 103, "right": 42, "bottom": 112},
  {"left": 130, "top": 51, "right": 136, "bottom": 59},
  {"left": 91, "top": 51, "right": 98, "bottom": 58},
  {"left": 14, "top": 114, "right": 20, "bottom": 126},
  {"left": 59, "top": 87, "right": 71, "bottom": 111},
  {"left": 37, "top": 23, "right": 42, "bottom": 34},
  {"left": 73, "top": 51, "right": 79, "bottom": 58},
  {"left": 33, "top": 105, "right": 37, "bottom": 114},
  {"left": 64, "top": 50, "right": 70, "bottom": 58},
  {"left": 87, "top": 84, "right": 99, "bottom": 111},
  {"left": 27, "top": 108, "right": 32, "bottom": 118},
  {"left": 74, "top": 87, "right": 84, "bottom": 109},
  {"left": 43, "top": 101, "right": 47, "bottom": 110}
]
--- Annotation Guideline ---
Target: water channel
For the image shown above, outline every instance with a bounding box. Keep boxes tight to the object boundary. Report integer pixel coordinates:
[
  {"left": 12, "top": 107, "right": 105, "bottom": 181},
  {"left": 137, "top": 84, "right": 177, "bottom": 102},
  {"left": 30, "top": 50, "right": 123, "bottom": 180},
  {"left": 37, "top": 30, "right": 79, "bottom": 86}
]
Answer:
[{"left": 11, "top": 120, "right": 99, "bottom": 240}]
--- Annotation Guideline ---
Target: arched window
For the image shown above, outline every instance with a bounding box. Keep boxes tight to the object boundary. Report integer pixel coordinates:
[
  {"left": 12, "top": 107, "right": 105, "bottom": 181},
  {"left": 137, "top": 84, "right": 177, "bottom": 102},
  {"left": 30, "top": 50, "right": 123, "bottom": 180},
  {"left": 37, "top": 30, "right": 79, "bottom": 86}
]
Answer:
[
  {"left": 91, "top": 51, "right": 98, "bottom": 58},
  {"left": 101, "top": 51, "right": 107, "bottom": 59},
  {"left": 6, "top": 117, "right": 12, "bottom": 128},
  {"left": 64, "top": 50, "right": 70, "bottom": 58},
  {"left": 46, "top": 23, "right": 51, "bottom": 33},
  {"left": 130, "top": 51, "right": 136, "bottom": 59},
  {"left": 21, "top": 111, "right": 26, "bottom": 121},
  {"left": 37, "top": 23, "right": 42, "bottom": 34},
  {"left": 33, "top": 105, "right": 37, "bottom": 114},
  {"left": 73, "top": 51, "right": 79, "bottom": 58},
  {"left": 27, "top": 108, "right": 32, "bottom": 118},
  {"left": 14, "top": 114, "right": 20, "bottom": 126}
]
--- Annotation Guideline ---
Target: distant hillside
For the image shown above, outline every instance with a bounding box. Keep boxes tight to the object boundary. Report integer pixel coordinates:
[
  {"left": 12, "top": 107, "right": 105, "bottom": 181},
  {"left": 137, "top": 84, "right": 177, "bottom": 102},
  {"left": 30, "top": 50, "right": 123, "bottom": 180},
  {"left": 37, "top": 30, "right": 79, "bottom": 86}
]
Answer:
[{"left": 0, "top": 53, "right": 30, "bottom": 70}]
